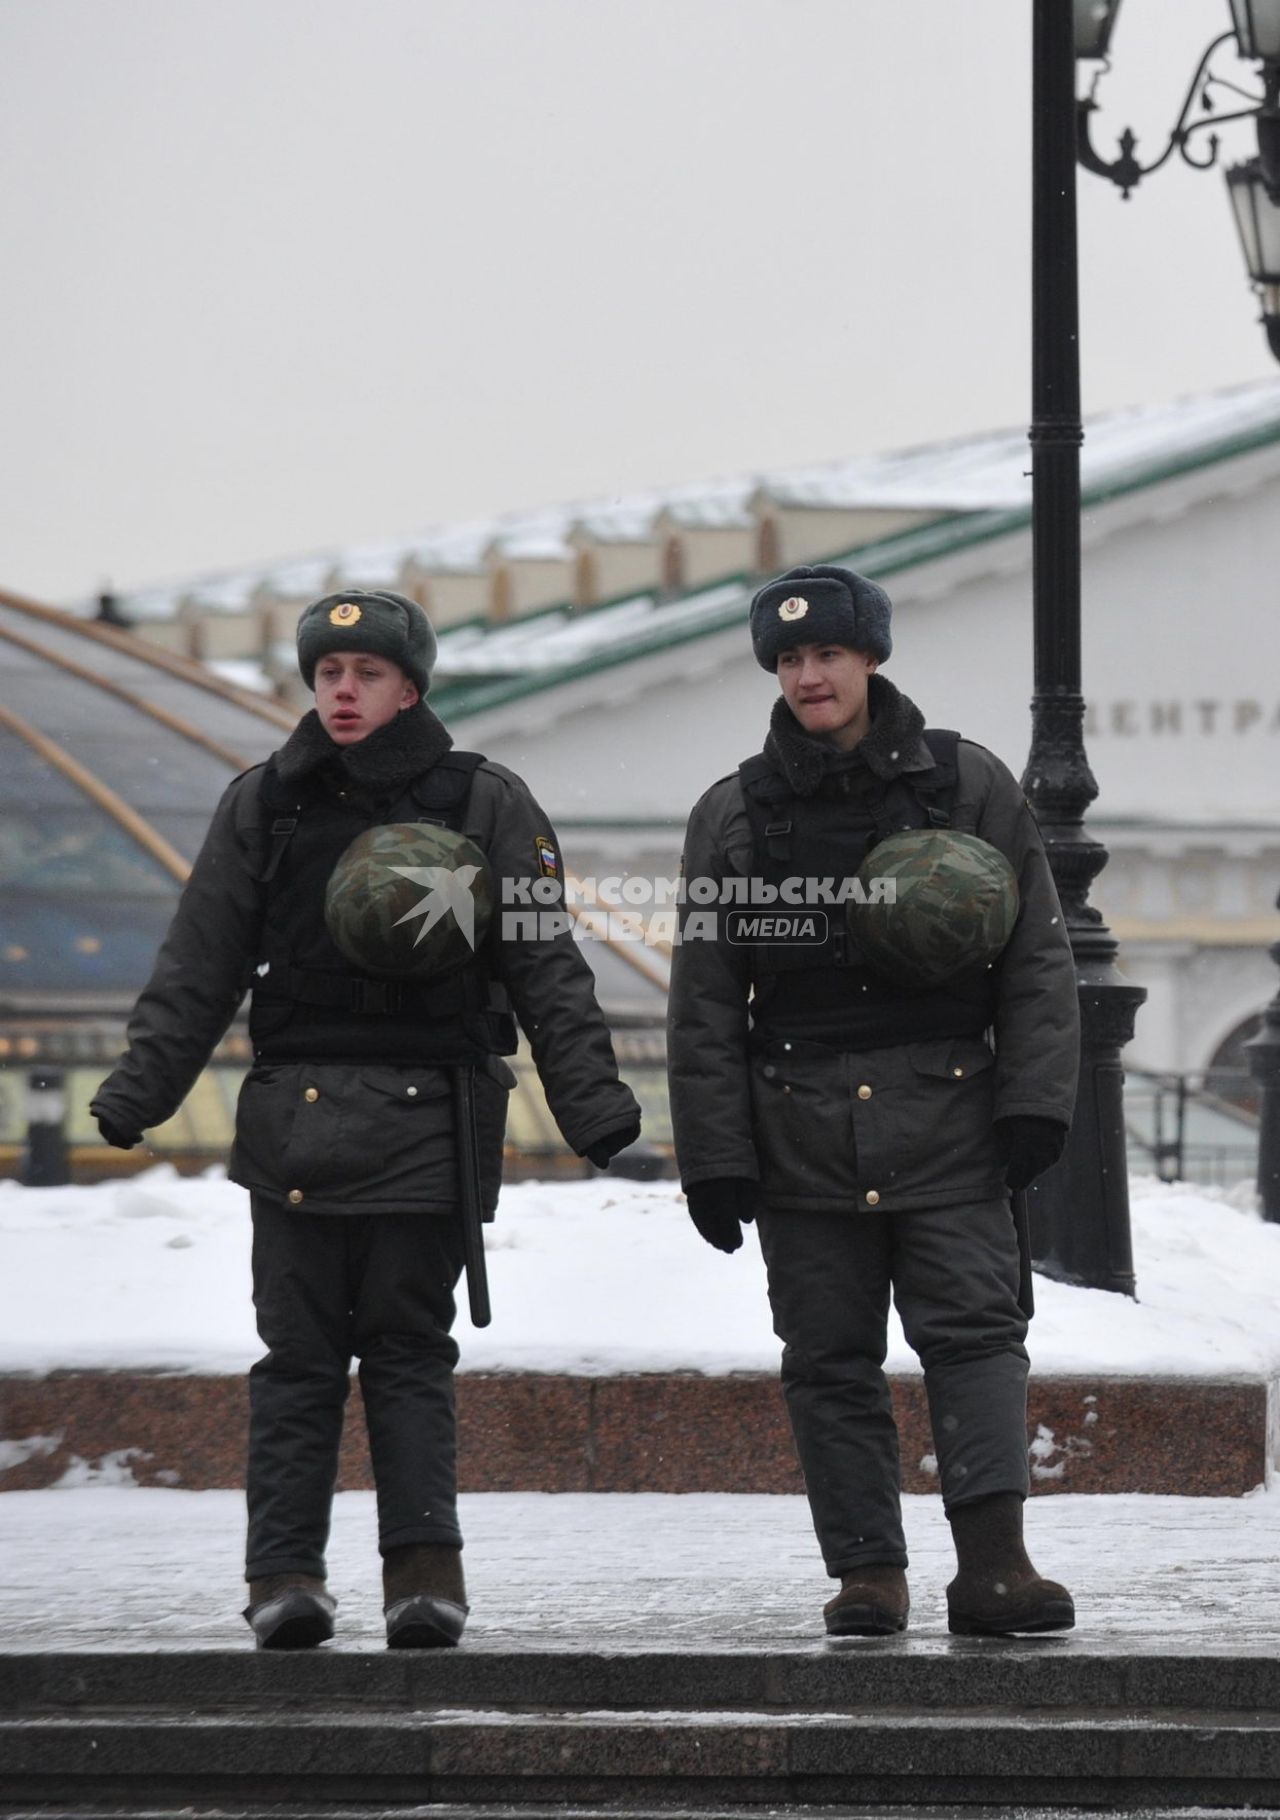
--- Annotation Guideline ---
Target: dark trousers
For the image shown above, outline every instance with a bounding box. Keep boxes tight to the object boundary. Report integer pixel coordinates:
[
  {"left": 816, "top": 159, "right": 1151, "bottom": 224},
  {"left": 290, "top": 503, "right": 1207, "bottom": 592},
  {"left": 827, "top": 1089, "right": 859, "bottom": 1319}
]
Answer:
[
  {"left": 246, "top": 1196, "right": 465, "bottom": 1582},
  {"left": 756, "top": 1200, "right": 1030, "bottom": 1577}
]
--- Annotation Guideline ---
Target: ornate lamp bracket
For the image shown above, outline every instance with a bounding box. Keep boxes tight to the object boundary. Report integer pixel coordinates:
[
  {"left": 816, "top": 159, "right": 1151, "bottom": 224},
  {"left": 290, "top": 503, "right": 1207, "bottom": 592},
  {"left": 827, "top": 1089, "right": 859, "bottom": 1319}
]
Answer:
[{"left": 1076, "top": 31, "right": 1265, "bottom": 196}]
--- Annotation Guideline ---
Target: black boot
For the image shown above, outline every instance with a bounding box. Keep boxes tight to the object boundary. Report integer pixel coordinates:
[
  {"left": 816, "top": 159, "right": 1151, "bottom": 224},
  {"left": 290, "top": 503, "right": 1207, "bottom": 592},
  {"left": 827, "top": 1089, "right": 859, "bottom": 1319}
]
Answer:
[
  {"left": 243, "top": 1574, "right": 336, "bottom": 1650},
  {"left": 946, "top": 1492, "right": 1074, "bottom": 1636},
  {"left": 383, "top": 1542, "right": 468, "bottom": 1648},
  {"left": 823, "top": 1563, "right": 909, "bottom": 1636}
]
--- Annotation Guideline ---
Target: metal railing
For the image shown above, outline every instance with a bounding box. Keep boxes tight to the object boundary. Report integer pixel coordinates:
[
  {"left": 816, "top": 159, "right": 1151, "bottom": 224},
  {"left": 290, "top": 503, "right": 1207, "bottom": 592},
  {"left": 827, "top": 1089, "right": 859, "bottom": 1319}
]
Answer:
[{"left": 1124, "top": 1067, "right": 1259, "bottom": 1190}]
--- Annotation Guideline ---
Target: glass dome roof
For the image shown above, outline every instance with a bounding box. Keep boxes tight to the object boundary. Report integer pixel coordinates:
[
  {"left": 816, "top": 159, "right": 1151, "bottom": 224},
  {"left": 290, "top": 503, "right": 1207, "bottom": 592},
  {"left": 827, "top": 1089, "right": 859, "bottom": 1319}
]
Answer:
[
  {"left": 0, "top": 587, "right": 668, "bottom": 1026},
  {"left": 0, "top": 591, "right": 291, "bottom": 1012},
  {"left": 0, "top": 588, "right": 670, "bottom": 1164}
]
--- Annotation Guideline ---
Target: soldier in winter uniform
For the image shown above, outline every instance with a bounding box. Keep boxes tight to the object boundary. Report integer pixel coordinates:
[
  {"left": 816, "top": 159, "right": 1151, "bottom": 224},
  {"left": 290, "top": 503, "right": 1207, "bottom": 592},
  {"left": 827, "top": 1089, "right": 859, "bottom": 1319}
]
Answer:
[
  {"left": 667, "top": 565, "right": 1079, "bottom": 1638},
  {"left": 92, "top": 590, "right": 640, "bottom": 1649}
]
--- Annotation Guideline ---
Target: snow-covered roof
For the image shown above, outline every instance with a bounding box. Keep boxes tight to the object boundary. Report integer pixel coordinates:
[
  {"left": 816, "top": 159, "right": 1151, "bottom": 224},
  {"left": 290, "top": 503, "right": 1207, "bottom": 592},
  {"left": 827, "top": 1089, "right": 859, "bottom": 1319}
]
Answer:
[
  {"left": 94, "top": 378, "right": 1280, "bottom": 624},
  {"left": 326, "top": 542, "right": 406, "bottom": 589},
  {"left": 179, "top": 574, "right": 258, "bottom": 615},
  {"left": 660, "top": 496, "right": 755, "bottom": 531},
  {"left": 434, "top": 583, "right": 744, "bottom": 678},
  {"left": 571, "top": 504, "right": 661, "bottom": 543},
  {"left": 486, "top": 526, "right": 574, "bottom": 563},
  {"left": 259, "top": 556, "right": 334, "bottom": 598},
  {"left": 428, "top": 381, "right": 1280, "bottom": 703}
]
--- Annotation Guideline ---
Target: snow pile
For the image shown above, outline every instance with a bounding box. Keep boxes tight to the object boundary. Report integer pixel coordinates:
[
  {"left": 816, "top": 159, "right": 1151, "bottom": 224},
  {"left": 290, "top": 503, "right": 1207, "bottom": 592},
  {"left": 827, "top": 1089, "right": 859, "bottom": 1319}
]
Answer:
[{"left": 0, "top": 1169, "right": 1276, "bottom": 1381}]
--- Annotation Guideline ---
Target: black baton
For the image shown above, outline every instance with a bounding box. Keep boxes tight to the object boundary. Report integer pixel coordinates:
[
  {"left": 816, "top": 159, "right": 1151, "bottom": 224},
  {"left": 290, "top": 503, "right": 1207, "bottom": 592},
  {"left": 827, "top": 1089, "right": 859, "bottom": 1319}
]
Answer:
[
  {"left": 452, "top": 1063, "right": 492, "bottom": 1328},
  {"left": 1011, "top": 1187, "right": 1035, "bottom": 1321}
]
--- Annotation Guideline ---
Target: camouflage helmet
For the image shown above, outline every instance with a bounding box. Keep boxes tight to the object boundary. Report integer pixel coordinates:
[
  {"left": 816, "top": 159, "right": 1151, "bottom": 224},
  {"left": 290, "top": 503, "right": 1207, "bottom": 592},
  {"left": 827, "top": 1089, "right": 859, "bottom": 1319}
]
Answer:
[
  {"left": 847, "top": 830, "right": 1019, "bottom": 987},
  {"left": 324, "top": 823, "right": 493, "bottom": 980}
]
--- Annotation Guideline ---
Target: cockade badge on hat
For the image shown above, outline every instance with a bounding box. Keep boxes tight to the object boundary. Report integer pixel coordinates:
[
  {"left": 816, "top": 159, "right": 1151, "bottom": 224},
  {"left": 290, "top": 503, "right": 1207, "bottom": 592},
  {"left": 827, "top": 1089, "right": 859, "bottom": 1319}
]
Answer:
[
  {"left": 778, "top": 596, "right": 809, "bottom": 621},
  {"left": 329, "top": 601, "right": 363, "bottom": 626}
]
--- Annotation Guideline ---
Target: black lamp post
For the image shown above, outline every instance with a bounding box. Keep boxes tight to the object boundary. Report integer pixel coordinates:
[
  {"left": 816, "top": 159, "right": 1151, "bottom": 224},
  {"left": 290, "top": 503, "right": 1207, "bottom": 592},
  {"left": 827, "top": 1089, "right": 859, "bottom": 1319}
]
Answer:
[
  {"left": 1024, "top": 0, "right": 1144, "bottom": 1297},
  {"left": 1246, "top": 900, "right": 1280, "bottom": 1220}
]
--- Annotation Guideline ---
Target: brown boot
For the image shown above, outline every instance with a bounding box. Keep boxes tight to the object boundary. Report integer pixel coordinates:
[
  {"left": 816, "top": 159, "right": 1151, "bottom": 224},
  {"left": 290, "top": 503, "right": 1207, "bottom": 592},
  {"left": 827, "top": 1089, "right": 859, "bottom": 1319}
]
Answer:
[
  {"left": 382, "top": 1542, "right": 468, "bottom": 1649},
  {"left": 946, "top": 1492, "right": 1074, "bottom": 1636},
  {"left": 243, "top": 1573, "right": 335, "bottom": 1650},
  {"left": 823, "top": 1564, "right": 909, "bottom": 1636}
]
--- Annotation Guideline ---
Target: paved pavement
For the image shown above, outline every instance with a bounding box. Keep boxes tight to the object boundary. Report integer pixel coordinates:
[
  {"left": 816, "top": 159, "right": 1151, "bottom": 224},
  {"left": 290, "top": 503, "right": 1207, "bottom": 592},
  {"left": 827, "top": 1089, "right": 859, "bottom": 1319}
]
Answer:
[{"left": 2, "top": 1487, "right": 1279, "bottom": 1654}]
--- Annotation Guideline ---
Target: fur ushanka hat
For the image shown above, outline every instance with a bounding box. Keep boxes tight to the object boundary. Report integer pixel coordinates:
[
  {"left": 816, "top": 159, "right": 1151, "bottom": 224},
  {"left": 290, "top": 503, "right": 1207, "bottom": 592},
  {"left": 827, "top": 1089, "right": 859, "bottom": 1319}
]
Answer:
[
  {"left": 296, "top": 589, "right": 437, "bottom": 694},
  {"left": 750, "top": 565, "right": 893, "bottom": 669}
]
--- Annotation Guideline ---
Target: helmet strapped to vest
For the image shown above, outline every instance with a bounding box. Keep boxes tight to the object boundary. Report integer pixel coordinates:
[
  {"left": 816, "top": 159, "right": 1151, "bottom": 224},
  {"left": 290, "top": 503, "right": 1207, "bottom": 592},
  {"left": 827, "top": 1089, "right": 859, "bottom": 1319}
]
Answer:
[
  {"left": 848, "top": 829, "right": 1019, "bottom": 987},
  {"left": 324, "top": 823, "right": 495, "bottom": 981},
  {"left": 250, "top": 748, "right": 516, "bottom": 1063},
  {"left": 734, "top": 731, "right": 1003, "bottom": 1044}
]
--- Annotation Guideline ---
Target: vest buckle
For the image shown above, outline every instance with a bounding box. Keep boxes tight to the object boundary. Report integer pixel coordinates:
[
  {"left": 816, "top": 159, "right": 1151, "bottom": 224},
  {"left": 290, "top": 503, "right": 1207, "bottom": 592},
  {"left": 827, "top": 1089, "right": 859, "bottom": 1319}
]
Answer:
[{"left": 350, "top": 977, "right": 401, "bottom": 1014}]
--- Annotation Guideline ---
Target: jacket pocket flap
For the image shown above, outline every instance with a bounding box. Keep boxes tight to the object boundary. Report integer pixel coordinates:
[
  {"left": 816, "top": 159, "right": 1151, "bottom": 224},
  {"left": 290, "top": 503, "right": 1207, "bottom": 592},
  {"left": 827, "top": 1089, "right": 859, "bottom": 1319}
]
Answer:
[
  {"left": 360, "top": 1065, "right": 453, "bottom": 1103},
  {"left": 909, "top": 1039, "right": 995, "bottom": 1082}
]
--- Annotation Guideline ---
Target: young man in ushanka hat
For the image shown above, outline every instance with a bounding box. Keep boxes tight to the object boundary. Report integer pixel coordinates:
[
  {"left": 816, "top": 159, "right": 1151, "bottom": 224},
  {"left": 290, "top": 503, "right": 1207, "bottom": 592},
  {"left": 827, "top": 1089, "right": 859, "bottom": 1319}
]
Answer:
[
  {"left": 667, "top": 564, "right": 1079, "bottom": 1639},
  {"left": 94, "top": 588, "right": 639, "bottom": 1649}
]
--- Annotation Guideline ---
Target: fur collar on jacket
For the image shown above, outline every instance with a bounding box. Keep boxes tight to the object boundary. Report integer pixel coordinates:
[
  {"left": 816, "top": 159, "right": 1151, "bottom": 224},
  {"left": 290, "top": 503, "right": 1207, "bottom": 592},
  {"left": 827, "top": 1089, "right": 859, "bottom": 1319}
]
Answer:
[
  {"left": 763, "top": 674, "right": 928, "bottom": 797},
  {"left": 273, "top": 702, "right": 454, "bottom": 793}
]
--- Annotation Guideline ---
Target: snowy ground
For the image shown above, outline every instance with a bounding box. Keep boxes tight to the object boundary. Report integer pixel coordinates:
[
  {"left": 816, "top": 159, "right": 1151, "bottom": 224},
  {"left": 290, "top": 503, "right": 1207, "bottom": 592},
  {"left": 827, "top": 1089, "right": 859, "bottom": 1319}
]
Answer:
[
  {"left": 1, "top": 1487, "right": 1278, "bottom": 1652},
  {"left": 0, "top": 1169, "right": 1276, "bottom": 1380},
  {"left": 5, "top": 1172, "right": 1280, "bottom": 1660}
]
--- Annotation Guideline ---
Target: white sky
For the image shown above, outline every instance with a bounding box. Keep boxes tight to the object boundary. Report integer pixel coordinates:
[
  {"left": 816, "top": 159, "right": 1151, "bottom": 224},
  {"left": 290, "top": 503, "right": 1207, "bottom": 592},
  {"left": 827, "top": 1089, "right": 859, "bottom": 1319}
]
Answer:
[{"left": 2, "top": 0, "right": 1276, "bottom": 604}]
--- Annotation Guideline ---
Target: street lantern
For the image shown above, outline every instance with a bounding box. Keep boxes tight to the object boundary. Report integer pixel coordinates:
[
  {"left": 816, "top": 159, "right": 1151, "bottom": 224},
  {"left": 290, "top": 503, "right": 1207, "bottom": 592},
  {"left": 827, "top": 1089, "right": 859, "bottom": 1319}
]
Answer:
[
  {"left": 1226, "top": 158, "right": 1280, "bottom": 353},
  {"left": 1074, "top": 0, "right": 1121, "bottom": 60},
  {"left": 1071, "top": 1, "right": 1280, "bottom": 1226},
  {"left": 1075, "top": 8, "right": 1280, "bottom": 351},
  {"left": 1229, "top": 0, "right": 1280, "bottom": 61}
]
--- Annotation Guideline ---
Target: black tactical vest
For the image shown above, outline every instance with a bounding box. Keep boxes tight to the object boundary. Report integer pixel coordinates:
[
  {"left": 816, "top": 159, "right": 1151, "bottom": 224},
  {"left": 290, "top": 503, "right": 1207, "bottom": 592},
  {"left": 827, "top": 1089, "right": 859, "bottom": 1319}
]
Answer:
[
  {"left": 736, "top": 732, "right": 997, "bottom": 1048},
  {"left": 249, "top": 751, "right": 516, "bottom": 1064}
]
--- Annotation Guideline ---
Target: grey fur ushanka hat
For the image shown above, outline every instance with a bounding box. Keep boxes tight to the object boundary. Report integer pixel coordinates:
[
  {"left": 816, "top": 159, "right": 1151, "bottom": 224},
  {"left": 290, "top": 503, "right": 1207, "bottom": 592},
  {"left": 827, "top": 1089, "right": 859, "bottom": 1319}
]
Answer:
[
  {"left": 296, "top": 588, "right": 438, "bottom": 694},
  {"left": 750, "top": 564, "right": 893, "bottom": 669}
]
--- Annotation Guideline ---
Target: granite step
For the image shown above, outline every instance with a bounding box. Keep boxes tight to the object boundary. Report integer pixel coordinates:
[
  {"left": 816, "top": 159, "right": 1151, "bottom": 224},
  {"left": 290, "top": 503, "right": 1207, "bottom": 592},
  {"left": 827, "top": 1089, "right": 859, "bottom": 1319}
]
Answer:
[
  {"left": 4, "top": 1645, "right": 1280, "bottom": 1716},
  {"left": 3, "top": 1704, "right": 1280, "bottom": 1809},
  {"left": 2, "top": 1368, "right": 1272, "bottom": 1497},
  {"left": 7, "top": 1811, "right": 1277, "bottom": 1820},
  {"left": 3, "top": 1649, "right": 1280, "bottom": 1811}
]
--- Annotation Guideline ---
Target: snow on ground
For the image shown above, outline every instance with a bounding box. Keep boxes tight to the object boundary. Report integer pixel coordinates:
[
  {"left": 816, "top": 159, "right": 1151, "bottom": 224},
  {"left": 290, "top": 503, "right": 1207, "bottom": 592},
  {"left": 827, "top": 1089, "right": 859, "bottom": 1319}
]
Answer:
[{"left": 1, "top": 1169, "right": 1276, "bottom": 1381}]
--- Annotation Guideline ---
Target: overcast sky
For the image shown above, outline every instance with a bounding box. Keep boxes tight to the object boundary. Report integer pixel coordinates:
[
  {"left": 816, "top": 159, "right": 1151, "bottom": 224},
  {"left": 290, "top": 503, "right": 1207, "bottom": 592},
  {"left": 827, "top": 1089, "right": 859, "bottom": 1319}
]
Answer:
[{"left": 2, "top": 0, "right": 1277, "bottom": 605}]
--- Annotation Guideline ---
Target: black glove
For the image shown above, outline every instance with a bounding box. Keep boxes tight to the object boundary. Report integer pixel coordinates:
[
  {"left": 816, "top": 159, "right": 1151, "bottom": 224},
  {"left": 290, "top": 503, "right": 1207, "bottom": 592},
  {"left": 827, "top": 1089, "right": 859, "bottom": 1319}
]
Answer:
[
  {"left": 686, "top": 1178, "right": 757, "bottom": 1254},
  {"left": 585, "top": 1119, "right": 641, "bottom": 1170},
  {"left": 94, "top": 1111, "right": 142, "bottom": 1151},
  {"left": 994, "top": 1116, "right": 1067, "bottom": 1192}
]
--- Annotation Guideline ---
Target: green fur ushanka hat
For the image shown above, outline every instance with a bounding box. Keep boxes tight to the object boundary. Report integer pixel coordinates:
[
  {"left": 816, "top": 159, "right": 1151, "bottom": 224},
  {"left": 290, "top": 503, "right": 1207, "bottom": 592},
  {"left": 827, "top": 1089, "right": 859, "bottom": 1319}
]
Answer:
[
  {"left": 750, "top": 564, "right": 893, "bottom": 669},
  {"left": 296, "top": 589, "right": 437, "bottom": 694}
]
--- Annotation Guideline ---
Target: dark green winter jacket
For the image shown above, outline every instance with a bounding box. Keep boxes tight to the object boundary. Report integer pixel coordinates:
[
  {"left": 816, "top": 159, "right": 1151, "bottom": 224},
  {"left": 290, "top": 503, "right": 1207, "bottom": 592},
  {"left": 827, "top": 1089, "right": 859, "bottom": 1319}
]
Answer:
[
  {"left": 91, "top": 704, "right": 639, "bottom": 1214},
  {"left": 666, "top": 679, "right": 1079, "bottom": 1214}
]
